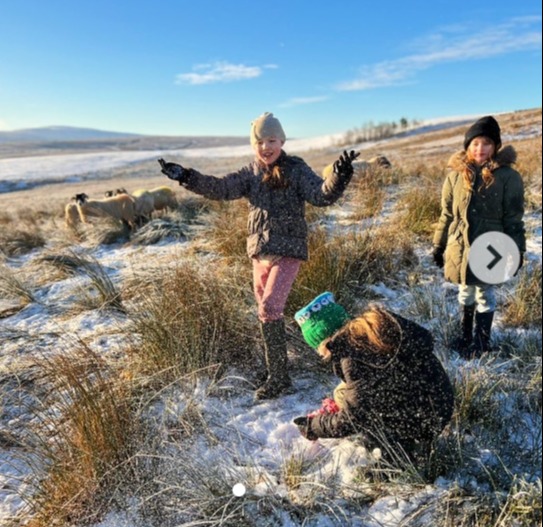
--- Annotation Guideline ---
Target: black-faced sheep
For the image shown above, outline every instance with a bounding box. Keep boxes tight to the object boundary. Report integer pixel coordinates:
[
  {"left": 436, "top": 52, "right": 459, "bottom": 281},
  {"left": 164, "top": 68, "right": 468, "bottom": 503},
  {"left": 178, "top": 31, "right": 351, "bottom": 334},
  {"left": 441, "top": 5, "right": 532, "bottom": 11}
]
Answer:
[
  {"left": 322, "top": 154, "right": 391, "bottom": 179},
  {"left": 65, "top": 193, "right": 137, "bottom": 230},
  {"left": 104, "top": 188, "right": 128, "bottom": 198}
]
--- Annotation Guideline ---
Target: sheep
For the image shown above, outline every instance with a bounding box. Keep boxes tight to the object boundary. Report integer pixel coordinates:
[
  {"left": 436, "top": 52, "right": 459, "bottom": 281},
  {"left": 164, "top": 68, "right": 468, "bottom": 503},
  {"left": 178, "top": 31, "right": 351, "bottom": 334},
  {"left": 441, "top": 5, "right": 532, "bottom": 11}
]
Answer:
[
  {"left": 322, "top": 154, "right": 392, "bottom": 179},
  {"left": 104, "top": 188, "right": 127, "bottom": 198},
  {"left": 136, "top": 186, "right": 178, "bottom": 213},
  {"left": 64, "top": 201, "right": 80, "bottom": 229},
  {"left": 66, "top": 193, "right": 137, "bottom": 230},
  {"left": 130, "top": 189, "right": 155, "bottom": 225},
  {"left": 102, "top": 186, "right": 176, "bottom": 224}
]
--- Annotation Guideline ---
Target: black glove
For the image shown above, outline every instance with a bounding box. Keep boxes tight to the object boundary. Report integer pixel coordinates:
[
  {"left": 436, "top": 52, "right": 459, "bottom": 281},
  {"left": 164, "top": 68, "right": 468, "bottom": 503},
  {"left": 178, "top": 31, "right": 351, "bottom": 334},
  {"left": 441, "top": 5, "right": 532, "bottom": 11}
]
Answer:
[
  {"left": 432, "top": 246, "right": 445, "bottom": 268},
  {"left": 158, "top": 158, "right": 188, "bottom": 183},
  {"left": 333, "top": 150, "right": 360, "bottom": 181},
  {"left": 514, "top": 252, "right": 524, "bottom": 276},
  {"left": 293, "top": 416, "right": 318, "bottom": 441}
]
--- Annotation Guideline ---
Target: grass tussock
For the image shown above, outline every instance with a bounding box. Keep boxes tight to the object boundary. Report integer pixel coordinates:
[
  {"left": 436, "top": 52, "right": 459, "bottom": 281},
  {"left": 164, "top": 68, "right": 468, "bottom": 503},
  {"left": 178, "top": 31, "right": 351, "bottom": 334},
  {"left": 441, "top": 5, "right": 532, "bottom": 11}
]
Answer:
[
  {"left": 453, "top": 366, "right": 505, "bottom": 434},
  {"left": 0, "top": 263, "right": 36, "bottom": 304},
  {"left": 502, "top": 264, "right": 542, "bottom": 327},
  {"left": 287, "top": 223, "right": 417, "bottom": 316},
  {"left": 82, "top": 219, "right": 132, "bottom": 246},
  {"left": 0, "top": 226, "right": 46, "bottom": 257},
  {"left": 36, "top": 250, "right": 93, "bottom": 278},
  {"left": 397, "top": 184, "right": 442, "bottom": 237},
  {"left": 127, "top": 263, "right": 256, "bottom": 384},
  {"left": 346, "top": 169, "right": 388, "bottom": 220},
  {"left": 129, "top": 215, "right": 188, "bottom": 245},
  {"left": 22, "top": 347, "right": 137, "bottom": 527},
  {"left": 72, "top": 255, "right": 125, "bottom": 313},
  {"left": 396, "top": 158, "right": 449, "bottom": 184},
  {"left": 176, "top": 196, "right": 213, "bottom": 224},
  {"left": 196, "top": 200, "right": 249, "bottom": 261}
]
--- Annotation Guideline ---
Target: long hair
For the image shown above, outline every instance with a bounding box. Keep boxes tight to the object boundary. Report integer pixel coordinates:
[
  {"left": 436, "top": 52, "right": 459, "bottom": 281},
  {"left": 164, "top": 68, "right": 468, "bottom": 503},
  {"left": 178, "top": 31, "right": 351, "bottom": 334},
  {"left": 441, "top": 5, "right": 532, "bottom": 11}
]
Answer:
[
  {"left": 260, "top": 156, "right": 289, "bottom": 189},
  {"left": 341, "top": 306, "right": 402, "bottom": 356},
  {"left": 463, "top": 149, "right": 496, "bottom": 192}
]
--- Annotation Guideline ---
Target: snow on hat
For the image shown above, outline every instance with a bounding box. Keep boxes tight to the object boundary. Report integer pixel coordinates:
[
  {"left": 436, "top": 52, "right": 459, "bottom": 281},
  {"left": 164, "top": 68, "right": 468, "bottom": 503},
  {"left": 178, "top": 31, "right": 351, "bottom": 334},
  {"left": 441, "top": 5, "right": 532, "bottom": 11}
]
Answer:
[
  {"left": 294, "top": 292, "right": 351, "bottom": 349},
  {"left": 464, "top": 115, "right": 501, "bottom": 151},
  {"left": 250, "top": 112, "right": 286, "bottom": 145}
]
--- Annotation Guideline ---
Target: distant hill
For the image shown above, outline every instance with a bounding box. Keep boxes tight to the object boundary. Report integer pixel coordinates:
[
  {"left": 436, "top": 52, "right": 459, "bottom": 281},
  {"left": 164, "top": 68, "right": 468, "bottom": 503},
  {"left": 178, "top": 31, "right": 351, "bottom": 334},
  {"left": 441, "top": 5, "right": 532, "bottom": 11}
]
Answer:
[
  {"left": 0, "top": 126, "right": 141, "bottom": 143},
  {"left": 0, "top": 126, "right": 248, "bottom": 159}
]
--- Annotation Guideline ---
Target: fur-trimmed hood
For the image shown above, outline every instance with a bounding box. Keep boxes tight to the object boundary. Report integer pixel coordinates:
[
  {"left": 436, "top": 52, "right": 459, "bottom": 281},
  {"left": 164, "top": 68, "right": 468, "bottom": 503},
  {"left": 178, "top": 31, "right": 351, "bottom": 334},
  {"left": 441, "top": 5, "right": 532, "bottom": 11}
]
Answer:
[{"left": 447, "top": 145, "right": 517, "bottom": 173}]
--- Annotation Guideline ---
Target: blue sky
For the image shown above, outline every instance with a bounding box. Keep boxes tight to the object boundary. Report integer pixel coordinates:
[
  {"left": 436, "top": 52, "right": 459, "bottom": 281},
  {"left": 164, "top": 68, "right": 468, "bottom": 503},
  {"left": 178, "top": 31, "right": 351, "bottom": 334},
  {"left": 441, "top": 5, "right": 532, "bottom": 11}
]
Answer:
[{"left": 0, "top": 0, "right": 541, "bottom": 138}]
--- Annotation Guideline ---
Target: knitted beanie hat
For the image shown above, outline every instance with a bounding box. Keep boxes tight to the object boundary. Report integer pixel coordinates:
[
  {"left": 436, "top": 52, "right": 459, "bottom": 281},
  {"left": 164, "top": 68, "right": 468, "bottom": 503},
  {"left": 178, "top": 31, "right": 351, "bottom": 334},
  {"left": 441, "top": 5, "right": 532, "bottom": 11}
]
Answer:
[
  {"left": 463, "top": 115, "right": 501, "bottom": 151},
  {"left": 250, "top": 112, "right": 286, "bottom": 145},
  {"left": 294, "top": 292, "right": 351, "bottom": 349}
]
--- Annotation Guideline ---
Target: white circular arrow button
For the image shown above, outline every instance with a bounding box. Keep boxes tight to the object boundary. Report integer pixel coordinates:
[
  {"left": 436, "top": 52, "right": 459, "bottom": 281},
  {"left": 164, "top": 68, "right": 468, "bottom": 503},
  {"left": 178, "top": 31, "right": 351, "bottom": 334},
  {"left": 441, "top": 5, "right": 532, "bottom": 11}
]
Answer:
[{"left": 468, "top": 232, "right": 520, "bottom": 284}]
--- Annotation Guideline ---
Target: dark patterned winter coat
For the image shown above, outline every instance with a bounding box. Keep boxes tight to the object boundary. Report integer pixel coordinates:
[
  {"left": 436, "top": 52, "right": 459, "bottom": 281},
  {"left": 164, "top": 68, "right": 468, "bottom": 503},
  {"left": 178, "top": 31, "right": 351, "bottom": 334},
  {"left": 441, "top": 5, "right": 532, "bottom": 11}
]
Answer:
[
  {"left": 177, "top": 151, "right": 350, "bottom": 260},
  {"left": 432, "top": 146, "right": 525, "bottom": 285},
  {"left": 308, "top": 311, "right": 454, "bottom": 463}
]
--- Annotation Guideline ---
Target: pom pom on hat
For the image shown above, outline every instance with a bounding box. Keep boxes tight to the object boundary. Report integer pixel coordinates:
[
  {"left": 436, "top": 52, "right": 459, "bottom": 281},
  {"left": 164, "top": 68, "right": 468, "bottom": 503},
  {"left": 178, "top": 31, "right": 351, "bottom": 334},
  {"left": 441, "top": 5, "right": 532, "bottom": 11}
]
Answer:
[
  {"left": 250, "top": 112, "right": 286, "bottom": 145},
  {"left": 464, "top": 115, "right": 501, "bottom": 151},
  {"left": 294, "top": 292, "right": 350, "bottom": 349}
]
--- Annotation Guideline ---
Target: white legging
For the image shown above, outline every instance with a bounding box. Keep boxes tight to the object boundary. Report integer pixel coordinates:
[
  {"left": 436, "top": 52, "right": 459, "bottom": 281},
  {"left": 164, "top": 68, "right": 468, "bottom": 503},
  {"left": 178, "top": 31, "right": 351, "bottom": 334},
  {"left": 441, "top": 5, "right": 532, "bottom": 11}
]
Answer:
[{"left": 457, "top": 284, "right": 496, "bottom": 313}]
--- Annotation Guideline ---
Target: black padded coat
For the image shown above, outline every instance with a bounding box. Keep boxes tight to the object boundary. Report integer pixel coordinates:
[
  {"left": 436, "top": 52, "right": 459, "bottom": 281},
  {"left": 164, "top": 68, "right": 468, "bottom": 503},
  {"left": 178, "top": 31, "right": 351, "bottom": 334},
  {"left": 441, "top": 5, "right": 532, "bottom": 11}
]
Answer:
[
  {"left": 177, "top": 151, "right": 350, "bottom": 260},
  {"left": 308, "top": 311, "right": 454, "bottom": 463}
]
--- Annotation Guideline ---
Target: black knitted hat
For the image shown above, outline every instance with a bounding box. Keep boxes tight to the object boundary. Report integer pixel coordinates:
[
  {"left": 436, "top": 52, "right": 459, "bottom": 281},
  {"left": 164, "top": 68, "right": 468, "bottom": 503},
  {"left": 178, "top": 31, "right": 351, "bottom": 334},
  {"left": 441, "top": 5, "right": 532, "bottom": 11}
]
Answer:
[{"left": 464, "top": 116, "right": 501, "bottom": 150}]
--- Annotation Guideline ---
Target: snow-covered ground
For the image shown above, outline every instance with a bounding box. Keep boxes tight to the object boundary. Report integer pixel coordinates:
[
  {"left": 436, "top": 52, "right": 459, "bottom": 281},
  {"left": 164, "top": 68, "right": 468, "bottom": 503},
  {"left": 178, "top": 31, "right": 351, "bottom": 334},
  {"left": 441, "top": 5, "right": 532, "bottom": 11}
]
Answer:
[{"left": 0, "top": 116, "right": 541, "bottom": 526}]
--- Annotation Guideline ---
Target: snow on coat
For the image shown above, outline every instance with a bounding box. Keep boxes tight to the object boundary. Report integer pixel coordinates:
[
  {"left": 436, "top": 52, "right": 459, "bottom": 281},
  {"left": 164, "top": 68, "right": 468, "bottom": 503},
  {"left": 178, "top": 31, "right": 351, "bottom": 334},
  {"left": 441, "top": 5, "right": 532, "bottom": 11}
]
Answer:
[
  {"left": 307, "top": 311, "right": 454, "bottom": 464},
  {"left": 175, "top": 151, "right": 351, "bottom": 260}
]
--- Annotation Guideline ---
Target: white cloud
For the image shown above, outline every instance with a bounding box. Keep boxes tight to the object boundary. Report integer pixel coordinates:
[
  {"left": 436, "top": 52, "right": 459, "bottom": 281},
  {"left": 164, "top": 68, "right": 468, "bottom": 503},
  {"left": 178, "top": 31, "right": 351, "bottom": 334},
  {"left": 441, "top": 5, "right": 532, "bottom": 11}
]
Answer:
[
  {"left": 336, "top": 17, "right": 542, "bottom": 91},
  {"left": 279, "top": 96, "right": 329, "bottom": 108},
  {"left": 175, "top": 61, "right": 277, "bottom": 85}
]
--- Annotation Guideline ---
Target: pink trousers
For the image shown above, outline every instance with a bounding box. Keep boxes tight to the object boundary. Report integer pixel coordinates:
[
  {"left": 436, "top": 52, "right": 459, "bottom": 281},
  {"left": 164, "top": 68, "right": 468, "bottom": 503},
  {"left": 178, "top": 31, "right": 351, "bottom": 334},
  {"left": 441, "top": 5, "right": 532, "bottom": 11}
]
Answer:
[{"left": 253, "top": 256, "right": 302, "bottom": 322}]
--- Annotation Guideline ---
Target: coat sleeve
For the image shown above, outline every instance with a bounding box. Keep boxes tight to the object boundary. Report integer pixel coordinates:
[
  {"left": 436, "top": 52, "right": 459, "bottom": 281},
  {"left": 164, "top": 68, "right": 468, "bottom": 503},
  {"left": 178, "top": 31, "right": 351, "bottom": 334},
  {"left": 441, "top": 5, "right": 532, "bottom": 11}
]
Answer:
[
  {"left": 307, "top": 355, "right": 369, "bottom": 439},
  {"left": 432, "top": 172, "right": 455, "bottom": 249},
  {"left": 296, "top": 160, "right": 351, "bottom": 207},
  {"left": 178, "top": 166, "right": 252, "bottom": 201},
  {"left": 308, "top": 408, "right": 359, "bottom": 438},
  {"left": 502, "top": 169, "right": 526, "bottom": 252}
]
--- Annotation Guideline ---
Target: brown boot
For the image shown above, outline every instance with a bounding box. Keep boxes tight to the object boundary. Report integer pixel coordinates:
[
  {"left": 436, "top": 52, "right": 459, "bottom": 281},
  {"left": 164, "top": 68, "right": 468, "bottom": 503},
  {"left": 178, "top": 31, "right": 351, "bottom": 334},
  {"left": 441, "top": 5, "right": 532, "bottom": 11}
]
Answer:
[{"left": 254, "top": 319, "right": 293, "bottom": 400}]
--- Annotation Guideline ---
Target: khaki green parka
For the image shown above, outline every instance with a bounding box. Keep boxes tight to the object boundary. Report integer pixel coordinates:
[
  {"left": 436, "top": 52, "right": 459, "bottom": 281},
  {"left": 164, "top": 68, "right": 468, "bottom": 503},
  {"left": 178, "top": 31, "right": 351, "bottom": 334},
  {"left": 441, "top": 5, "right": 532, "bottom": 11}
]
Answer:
[{"left": 432, "top": 145, "right": 525, "bottom": 285}]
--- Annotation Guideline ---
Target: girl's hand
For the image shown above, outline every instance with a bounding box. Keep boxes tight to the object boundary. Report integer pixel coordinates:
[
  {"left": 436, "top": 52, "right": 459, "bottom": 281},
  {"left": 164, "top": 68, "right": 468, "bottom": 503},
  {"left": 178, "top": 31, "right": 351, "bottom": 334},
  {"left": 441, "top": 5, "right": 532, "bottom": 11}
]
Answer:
[
  {"left": 293, "top": 416, "right": 318, "bottom": 441},
  {"left": 158, "top": 158, "right": 188, "bottom": 182},
  {"left": 333, "top": 150, "right": 360, "bottom": 180},
  {"left": 432, "top": 246, "right": 445, "bottom": 268}
]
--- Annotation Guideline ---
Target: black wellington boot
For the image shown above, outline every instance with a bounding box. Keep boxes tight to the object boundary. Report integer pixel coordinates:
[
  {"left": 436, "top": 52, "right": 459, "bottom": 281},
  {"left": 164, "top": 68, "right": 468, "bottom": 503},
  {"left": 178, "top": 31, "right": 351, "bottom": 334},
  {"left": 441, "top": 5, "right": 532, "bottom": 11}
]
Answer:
[
  {"left": 254, "top": 319, "right": 293, "bottom": 401},
  {"left": 471, "top": 311, "right": 495, "bottom": 356},
  {"left": 454, "top": 304, "right": 476, "bottom": 359}
]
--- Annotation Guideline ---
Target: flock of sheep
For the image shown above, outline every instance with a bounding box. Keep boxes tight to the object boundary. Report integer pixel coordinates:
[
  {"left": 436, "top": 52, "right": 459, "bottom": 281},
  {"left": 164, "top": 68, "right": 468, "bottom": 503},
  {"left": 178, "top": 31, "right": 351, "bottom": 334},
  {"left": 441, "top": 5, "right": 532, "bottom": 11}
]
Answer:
[
  {"left": 63, "top": 155, "right": 391, "bottom": 233},
  {"left": 64, "top": 185, "right": 178, "bottom": 231}
]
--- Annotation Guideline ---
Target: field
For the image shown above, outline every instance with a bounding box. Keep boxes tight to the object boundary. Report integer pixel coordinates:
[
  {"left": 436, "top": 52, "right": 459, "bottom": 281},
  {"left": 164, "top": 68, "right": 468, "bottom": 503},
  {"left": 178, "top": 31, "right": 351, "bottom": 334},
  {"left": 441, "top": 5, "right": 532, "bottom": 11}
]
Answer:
[{"left": 0, "top": 108, "right": 541, "bottom": 527}]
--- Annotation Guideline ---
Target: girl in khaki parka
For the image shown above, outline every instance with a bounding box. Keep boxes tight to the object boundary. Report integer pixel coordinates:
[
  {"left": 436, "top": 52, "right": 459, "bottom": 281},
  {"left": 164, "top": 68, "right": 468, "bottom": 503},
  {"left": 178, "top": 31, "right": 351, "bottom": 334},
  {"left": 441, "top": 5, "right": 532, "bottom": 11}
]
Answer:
[{"left": 432, "top": 116, "right": 525, "bottom": 357}]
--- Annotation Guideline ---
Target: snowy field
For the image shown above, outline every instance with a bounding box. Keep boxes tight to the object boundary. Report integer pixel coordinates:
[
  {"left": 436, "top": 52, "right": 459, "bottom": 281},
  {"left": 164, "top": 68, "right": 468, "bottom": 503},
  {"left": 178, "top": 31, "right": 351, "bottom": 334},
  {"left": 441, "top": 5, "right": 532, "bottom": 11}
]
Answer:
[
  {"left": 0, "top": 113, "right": 541, "bottom": 526},
  {"left": 0, "top": 115, "right": 491, "bottom": 193}
]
